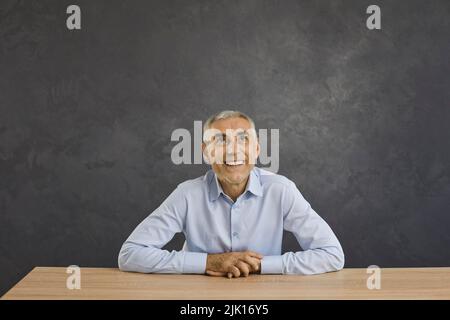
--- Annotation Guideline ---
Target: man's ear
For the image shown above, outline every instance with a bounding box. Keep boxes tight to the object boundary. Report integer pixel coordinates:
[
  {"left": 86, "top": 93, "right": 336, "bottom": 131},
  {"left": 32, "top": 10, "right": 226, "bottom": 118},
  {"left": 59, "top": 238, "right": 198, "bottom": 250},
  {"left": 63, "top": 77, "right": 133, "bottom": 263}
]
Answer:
[
  {"left": 202, "top": 142, "right": 211, "bottom": 165},
  {"left": 256, "top": 139, "right": 260, "bottom": 158},
  {"left": 247, "top": 131, "right": 260, "bottom": 165},
  {"left": 253, "top": 140, "right": 260, "bottom": 165}
]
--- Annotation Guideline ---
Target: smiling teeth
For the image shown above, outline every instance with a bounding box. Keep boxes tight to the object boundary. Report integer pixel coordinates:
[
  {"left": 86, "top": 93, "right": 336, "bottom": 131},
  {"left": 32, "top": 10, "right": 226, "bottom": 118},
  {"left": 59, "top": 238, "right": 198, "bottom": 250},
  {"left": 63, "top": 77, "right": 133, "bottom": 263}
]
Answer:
[{"left": 226, "top": 161, "right": 244, "bottom": 166}]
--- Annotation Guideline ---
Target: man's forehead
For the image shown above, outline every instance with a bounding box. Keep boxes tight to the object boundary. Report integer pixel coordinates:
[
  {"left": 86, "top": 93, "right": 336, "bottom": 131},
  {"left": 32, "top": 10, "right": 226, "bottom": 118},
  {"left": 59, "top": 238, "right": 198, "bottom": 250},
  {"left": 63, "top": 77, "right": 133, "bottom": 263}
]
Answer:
[
  {"left": 212, "top": 129, "right": 250, "bottom": 137},
  {"left": 210, "top": 117, "right": 252, "bottom": 132}
]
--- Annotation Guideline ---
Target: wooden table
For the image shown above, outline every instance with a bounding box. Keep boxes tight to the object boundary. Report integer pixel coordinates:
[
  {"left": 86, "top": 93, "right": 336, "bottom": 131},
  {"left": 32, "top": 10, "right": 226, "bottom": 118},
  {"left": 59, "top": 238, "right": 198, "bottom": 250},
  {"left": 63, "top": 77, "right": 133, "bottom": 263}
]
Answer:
[{"left": 2, "top": 267, "right": 450, "bottom": 300}]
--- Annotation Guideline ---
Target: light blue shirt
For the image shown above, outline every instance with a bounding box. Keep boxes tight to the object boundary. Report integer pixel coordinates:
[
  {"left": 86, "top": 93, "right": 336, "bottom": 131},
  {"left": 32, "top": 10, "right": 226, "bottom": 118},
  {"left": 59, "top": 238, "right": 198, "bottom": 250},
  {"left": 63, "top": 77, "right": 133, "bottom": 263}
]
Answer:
[{"left": 118, "top": 167, "right": 344, "bottom": 275}]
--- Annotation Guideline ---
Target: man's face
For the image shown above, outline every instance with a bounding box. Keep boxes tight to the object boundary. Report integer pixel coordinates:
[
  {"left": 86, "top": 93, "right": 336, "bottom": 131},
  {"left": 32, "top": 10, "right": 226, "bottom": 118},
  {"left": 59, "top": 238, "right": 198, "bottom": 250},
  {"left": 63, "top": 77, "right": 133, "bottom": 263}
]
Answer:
[{"left": 202, "top": 117, "right": 260, "bottom": 186}]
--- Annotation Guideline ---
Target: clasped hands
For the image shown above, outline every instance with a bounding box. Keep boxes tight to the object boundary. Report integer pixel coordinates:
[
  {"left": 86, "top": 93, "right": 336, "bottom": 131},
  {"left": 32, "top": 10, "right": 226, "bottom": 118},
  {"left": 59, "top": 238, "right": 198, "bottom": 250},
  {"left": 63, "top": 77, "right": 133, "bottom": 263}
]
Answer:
[{"left": 205, "top": 251, "right": 263, "bottom": 278}]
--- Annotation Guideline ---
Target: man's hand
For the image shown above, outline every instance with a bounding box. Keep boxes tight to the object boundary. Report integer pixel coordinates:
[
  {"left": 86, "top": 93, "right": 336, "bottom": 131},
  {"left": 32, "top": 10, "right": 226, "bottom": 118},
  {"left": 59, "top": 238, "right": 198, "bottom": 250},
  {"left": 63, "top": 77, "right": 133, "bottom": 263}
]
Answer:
[{"left": 205, "top": 251, "right": 263, "bottom": 278}]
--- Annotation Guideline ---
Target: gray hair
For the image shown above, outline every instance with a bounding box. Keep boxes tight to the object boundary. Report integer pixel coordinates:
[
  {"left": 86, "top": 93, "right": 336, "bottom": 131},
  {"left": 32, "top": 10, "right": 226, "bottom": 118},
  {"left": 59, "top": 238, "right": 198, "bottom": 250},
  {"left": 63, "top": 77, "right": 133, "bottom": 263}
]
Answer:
[{"left": 203, "top": 110, "right": 256, "bottom": 134}]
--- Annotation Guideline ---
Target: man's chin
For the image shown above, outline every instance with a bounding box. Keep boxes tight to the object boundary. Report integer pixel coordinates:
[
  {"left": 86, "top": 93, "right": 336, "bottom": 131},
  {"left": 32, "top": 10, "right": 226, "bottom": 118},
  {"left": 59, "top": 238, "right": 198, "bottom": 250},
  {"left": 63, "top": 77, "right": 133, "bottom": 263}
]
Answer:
[
  {"left": 213, "top": 164, "right": 253, "bottom": 184},
  {"left": 224, "top": 176, "right": 246, "bottom": 185},
  {"left": 222, "top": 171, "right": 251, "bottom": 185}
]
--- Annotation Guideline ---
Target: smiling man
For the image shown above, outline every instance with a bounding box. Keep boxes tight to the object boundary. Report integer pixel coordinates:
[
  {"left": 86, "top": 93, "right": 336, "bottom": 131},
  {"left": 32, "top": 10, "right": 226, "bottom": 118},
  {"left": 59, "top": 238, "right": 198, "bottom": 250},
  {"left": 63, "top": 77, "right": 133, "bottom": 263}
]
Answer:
[{"left": 118, "top": 110, "right": 344, "bottom": 278}]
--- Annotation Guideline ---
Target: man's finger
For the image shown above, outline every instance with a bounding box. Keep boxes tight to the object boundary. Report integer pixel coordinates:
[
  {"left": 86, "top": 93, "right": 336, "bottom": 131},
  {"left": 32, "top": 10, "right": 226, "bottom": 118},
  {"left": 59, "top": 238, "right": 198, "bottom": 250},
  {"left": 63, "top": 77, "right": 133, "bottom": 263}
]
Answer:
[
  {"left": 229, "top": 265, "right": 241, "bottom": 278},
  {"left": 206, "top": 270, "right": 227, "bottom": 277},
  {"left": 241, "top": 256, "right": 260, "bottom": 272},
  {"left": 236, "top": 261, "right": 250, "bottom": 277},
  {"left": 245, "top": 251, "right": 263, "bottom": 260}
]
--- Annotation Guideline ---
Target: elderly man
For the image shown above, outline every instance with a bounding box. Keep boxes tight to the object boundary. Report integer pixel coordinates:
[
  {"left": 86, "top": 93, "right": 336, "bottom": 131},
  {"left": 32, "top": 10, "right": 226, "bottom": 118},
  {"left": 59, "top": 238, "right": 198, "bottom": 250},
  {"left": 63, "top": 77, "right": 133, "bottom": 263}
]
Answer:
[{"left": 118, "top": 110, "right": 344, "bottom": 278}]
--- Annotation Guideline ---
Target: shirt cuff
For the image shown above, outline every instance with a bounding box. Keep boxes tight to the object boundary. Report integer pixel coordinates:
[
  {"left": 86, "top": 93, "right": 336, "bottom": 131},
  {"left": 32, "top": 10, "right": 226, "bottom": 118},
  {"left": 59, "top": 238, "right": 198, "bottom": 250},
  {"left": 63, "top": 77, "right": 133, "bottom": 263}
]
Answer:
[
  {"left": 182, "top": 252, "right": 208, "bottom": 274},
  {"left": 261, "top": 255, "right": 283, "bottom": 274}
]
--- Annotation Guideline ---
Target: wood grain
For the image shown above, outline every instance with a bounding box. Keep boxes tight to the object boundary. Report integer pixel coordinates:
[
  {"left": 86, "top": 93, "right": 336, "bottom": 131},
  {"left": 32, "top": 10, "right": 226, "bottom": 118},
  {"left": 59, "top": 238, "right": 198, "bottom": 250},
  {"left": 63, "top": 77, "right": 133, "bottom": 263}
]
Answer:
[{"left": 2, "top": 267, "right": 450, "bottom": 300}]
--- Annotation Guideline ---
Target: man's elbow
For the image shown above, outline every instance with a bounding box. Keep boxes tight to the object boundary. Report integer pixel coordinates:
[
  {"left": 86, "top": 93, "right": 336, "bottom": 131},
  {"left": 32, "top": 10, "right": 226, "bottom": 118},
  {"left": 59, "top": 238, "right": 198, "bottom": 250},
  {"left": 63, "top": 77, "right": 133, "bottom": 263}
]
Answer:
[
  {"left": 117, "top": 243, "right": 135, "bottom": 272},
  {"left": 117, "top": 254, "right": 128, "bottom": 271},
  {"left": 330, "top": 248, "right": 345, "bottom": 271}
]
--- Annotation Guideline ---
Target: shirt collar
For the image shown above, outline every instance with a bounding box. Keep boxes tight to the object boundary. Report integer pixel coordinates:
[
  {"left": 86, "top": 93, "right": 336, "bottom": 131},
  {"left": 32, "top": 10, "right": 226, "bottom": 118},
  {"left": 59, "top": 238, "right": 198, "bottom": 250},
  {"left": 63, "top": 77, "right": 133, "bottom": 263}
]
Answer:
[{"left": 208, "top": 167, "right": 263, "bottom": 202}]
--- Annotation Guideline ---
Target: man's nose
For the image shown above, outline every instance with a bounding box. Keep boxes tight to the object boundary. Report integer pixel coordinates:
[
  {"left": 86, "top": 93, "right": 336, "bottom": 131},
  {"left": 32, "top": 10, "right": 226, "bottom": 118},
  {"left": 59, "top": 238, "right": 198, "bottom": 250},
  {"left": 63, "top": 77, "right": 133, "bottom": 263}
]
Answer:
[
  {"left": 225, "top": 138, "right": 244, "bottom": 160},
  {"left": 226, "top": 138, "right": 238, "bottom": 155}
]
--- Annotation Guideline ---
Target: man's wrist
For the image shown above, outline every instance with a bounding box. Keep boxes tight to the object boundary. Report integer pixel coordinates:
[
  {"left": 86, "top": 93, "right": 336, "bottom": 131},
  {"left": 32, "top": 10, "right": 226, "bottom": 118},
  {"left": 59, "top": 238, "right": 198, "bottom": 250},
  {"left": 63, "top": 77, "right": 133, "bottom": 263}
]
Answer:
[{"left": 206, "top": 253, "right": 215, "bottom": 271}]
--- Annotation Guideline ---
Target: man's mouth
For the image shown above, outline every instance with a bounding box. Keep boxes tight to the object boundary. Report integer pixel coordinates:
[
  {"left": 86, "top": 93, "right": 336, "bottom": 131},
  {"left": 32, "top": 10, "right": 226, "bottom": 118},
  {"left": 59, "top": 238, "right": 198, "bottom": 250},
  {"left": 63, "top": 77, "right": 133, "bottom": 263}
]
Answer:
[{"left": 224, "top": 160, "right": 245, "bottom": 167}]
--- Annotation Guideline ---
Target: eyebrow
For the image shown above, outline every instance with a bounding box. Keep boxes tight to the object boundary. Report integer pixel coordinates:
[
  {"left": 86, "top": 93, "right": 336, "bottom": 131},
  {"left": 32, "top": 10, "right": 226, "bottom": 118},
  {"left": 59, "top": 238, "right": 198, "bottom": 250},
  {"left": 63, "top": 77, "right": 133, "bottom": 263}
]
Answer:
[
  {"left": 213, "top": 131, "right": 249, "bottom": 139},
  {"left": 213, "top": 133, "right": 226, "bottom": 140}
]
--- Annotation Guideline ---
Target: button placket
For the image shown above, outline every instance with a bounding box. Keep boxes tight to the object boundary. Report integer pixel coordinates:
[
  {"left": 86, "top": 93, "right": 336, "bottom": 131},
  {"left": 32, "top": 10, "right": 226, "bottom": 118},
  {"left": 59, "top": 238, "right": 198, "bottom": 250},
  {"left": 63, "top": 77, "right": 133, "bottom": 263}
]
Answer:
[{"left": 230, "top": 203, "right": 241, "bottom": 251}]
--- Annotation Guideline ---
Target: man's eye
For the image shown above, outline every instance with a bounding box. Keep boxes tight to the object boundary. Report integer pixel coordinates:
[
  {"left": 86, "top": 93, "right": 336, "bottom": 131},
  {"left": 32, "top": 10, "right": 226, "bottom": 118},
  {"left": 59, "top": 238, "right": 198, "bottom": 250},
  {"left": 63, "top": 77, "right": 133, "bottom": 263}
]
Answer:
[
  {"left": 214, "top": 136, "right": 225, "bottom": 144},
  {"left": 238, "top": 135, "right": 249, "bottom": 142}
]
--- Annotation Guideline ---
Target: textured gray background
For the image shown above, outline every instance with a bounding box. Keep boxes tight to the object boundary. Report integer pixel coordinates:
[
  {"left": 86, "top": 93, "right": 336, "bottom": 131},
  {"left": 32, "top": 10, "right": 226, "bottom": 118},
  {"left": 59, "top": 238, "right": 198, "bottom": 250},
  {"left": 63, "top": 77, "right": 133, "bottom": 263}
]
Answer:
[{"left": 1, "top": 0, "right": 449, "bottom": 296}]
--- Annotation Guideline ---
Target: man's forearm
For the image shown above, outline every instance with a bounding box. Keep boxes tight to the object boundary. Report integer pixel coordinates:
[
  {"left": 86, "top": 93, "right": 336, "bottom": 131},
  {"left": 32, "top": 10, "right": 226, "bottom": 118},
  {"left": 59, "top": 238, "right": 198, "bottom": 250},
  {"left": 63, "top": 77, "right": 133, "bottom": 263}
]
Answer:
[
  {"left": 118, "top": 241, "right": 207, "bottom": 274},
  {"left": 261, "top": 246, "right": 345, "bottom": 274}
]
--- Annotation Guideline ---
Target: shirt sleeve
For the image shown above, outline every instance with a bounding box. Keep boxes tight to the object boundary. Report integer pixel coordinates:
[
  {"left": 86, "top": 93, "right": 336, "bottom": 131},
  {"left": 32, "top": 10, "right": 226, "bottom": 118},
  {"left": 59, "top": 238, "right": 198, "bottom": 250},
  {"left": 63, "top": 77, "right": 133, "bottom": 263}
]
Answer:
[
  {"left": 118, "top": 185, "right": 207, "bottom": 274},
  {"left": 261, "top": 181, "right": 345, "bottom": 275}
]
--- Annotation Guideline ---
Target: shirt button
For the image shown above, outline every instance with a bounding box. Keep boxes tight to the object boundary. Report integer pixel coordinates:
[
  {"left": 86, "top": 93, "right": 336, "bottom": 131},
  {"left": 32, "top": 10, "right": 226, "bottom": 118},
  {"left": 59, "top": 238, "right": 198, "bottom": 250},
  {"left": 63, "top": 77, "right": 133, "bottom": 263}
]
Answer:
[{"left": 232, "top": 232, "right": 239, "bottom": 238}]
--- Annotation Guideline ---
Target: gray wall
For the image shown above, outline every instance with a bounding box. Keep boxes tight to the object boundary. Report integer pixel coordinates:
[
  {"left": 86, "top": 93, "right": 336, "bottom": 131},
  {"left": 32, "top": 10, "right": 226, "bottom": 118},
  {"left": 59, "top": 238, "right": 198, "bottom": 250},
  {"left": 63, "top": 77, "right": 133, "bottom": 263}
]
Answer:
[{"left": 1, "top": 0, "right": 449, "bottom": 295}]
